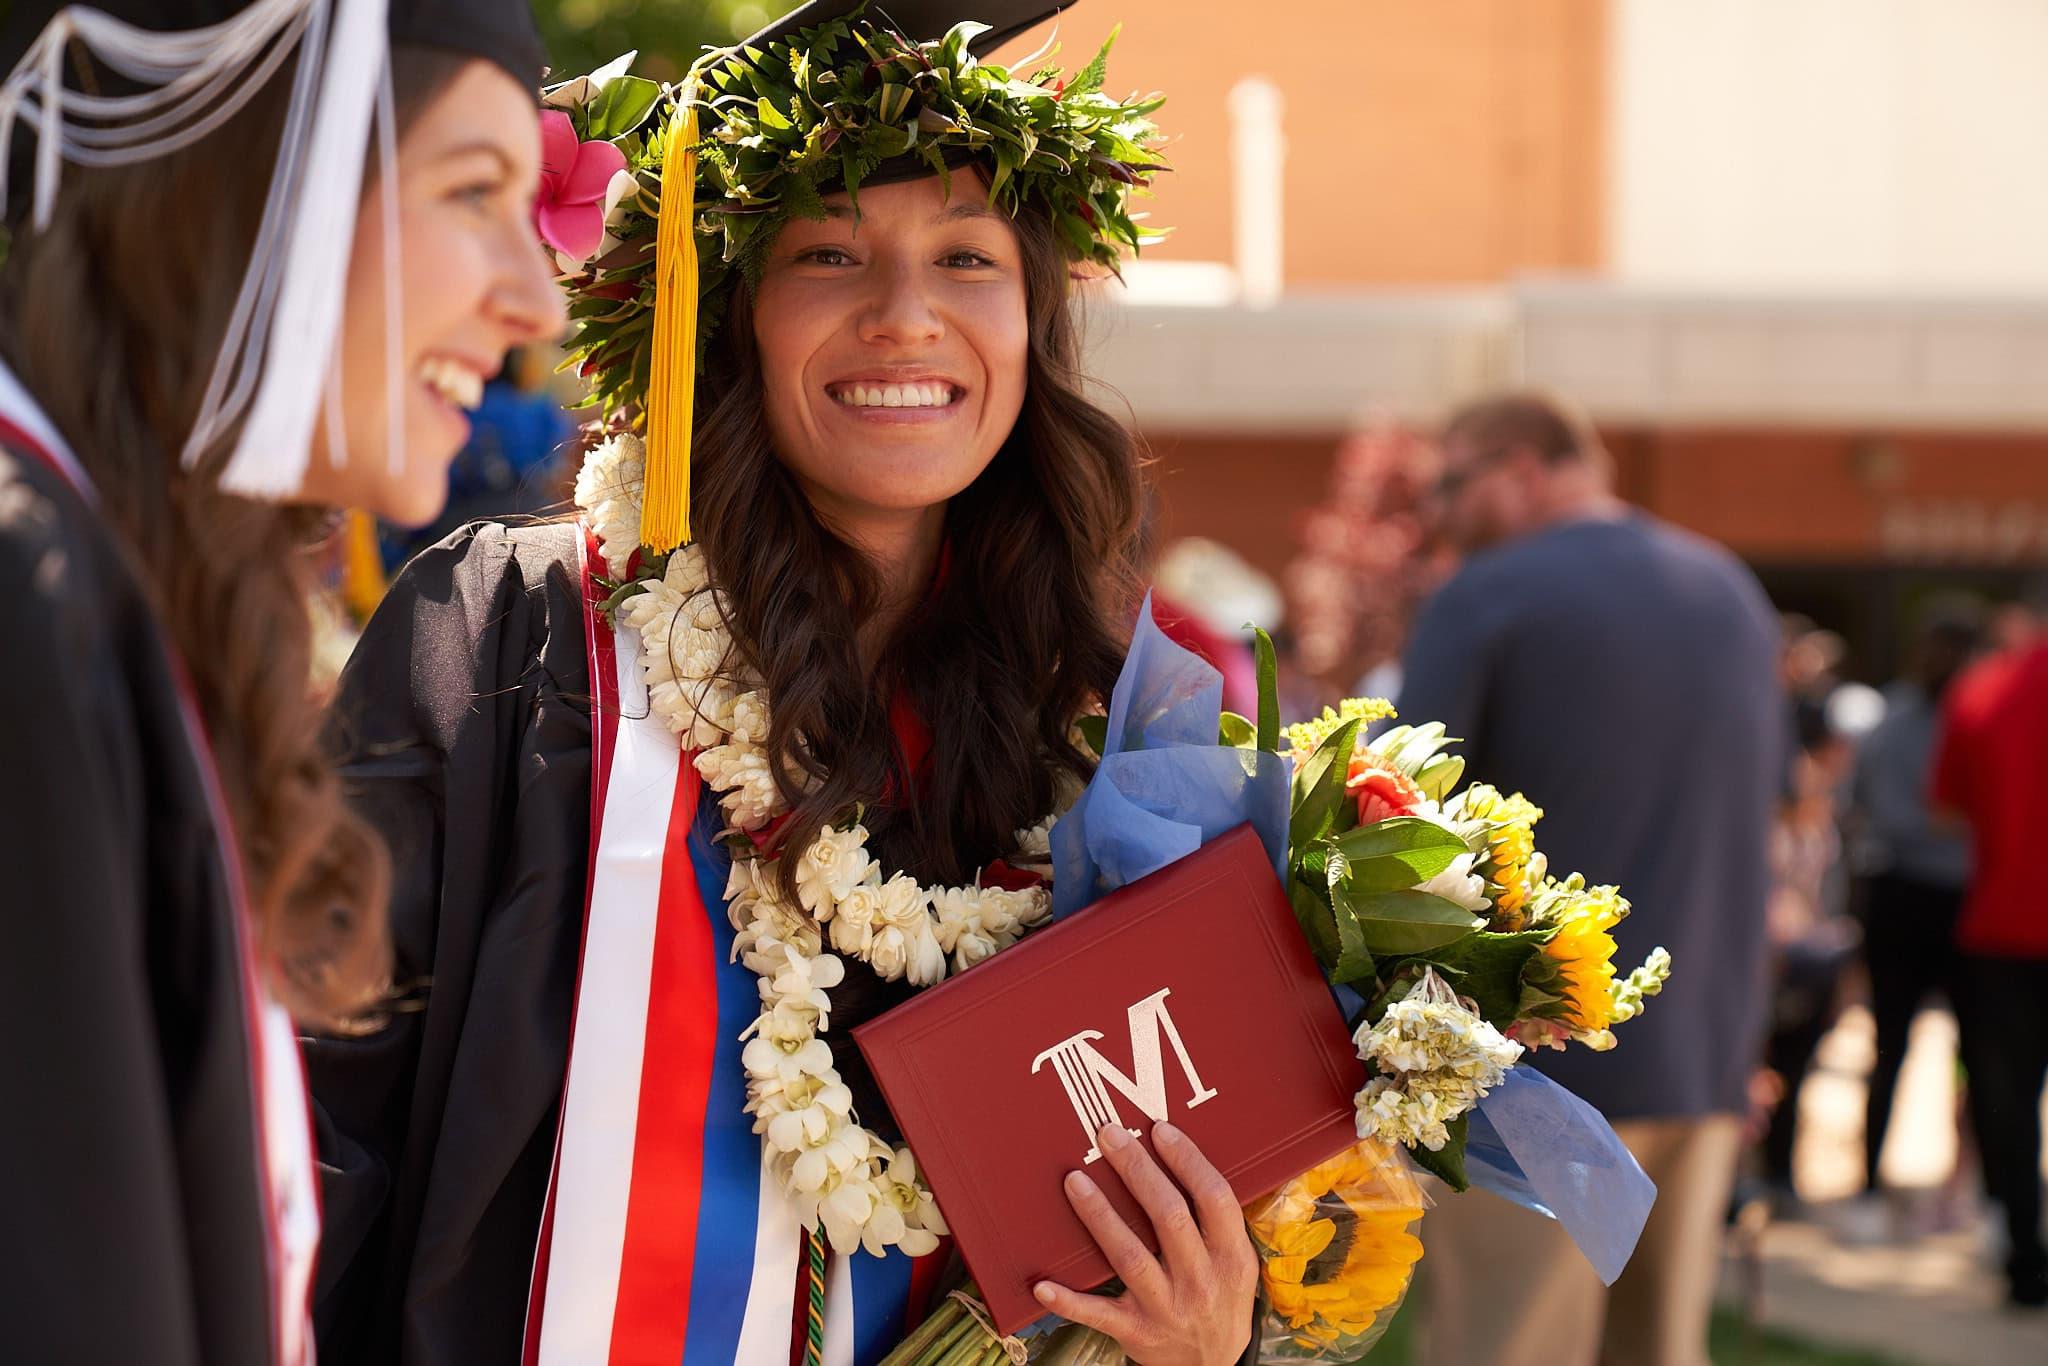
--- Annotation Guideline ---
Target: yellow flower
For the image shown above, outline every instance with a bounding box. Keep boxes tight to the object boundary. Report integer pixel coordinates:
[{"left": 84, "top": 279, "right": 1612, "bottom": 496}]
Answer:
[
  {"left": 1283, "top": 697, "right": 1397, "bottom": 760},
  {"left": 1456, "top": 785, "right": 1544, "bottom": 925},
  {"left": 1247, "top": 1139, "right": 1426, "bottom": 1351},
  {"left": 1543, "top": 884, "right": 1627, "bottom": 1034}
]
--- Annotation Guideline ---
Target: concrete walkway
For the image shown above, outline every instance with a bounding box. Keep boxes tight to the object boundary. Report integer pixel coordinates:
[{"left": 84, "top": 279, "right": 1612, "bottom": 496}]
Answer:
[{"left": 1714, "top": 1006, "right": 2048, "bottom": 1365}]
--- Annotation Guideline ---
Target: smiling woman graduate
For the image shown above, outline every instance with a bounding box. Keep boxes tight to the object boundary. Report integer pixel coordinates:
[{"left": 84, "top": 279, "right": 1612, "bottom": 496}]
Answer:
[
  {"left": 0, "top": 2, "right": 558, "bottom": 1364},
  {"left": 304, "top": 3, "right": 1260, "bottom": 1363}
]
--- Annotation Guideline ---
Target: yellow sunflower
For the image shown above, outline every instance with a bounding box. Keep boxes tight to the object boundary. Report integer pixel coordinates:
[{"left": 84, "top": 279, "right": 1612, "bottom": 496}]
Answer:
[
  {"left": 1247, "top": 1140, "right": 1426, "bottom": 1354},
  {"left": 1543, "top": 884, "right": 1627, "bottom": 1033},
  {"left": 1458, "top": 785, "right": 1545, "bottom": 925}
]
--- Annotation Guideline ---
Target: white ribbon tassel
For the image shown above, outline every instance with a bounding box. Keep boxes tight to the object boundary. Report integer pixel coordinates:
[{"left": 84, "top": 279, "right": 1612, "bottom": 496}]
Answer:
[{"left": 0, "top": 0, "right": 398, "bottom": 499}]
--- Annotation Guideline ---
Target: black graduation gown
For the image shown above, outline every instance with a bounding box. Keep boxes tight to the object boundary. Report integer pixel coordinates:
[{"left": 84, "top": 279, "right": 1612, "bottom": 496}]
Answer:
[
  {"left": 305, "top": 522, "right": 594, "bottom": 1366},
  {"left": 0, "top": 441, "right": 281, "bottom": 1366},
  {"left": 307, "top": 521, "right": 926, "bottom": 1365}
]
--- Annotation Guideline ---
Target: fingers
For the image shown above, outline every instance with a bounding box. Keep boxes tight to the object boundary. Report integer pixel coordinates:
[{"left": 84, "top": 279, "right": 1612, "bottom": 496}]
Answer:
[
  {"left": 1031, "top": 1278, "right": 1138, "bottom": 1342},
  {"left": 1151, "top": 1122, "right": 1251, "bottom": 1265},
  {"left": 1062, "top": 1164, "right": 1168, "bottom": 1303},
  {"left": 1091, "top": 1122, "right": 1208, "bottom": 1279},
  {"left": 1050, "top": 1125, "right": 1258, "bottom": 1363}
]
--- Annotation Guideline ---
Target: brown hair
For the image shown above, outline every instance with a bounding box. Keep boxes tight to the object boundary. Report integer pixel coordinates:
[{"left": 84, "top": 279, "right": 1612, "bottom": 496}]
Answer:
[
  {"left": 0, "top": 46, "right": 464, "bottom": 1026},
  {"left": 1440, "top": 390, "right": 1604, "bottom": 467},
  {"left": 690, "top": 205, "right": 1148, "bottom": 896}
]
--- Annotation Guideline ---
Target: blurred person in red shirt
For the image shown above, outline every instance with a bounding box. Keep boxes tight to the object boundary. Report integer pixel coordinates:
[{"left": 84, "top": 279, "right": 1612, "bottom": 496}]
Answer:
[{"left": 1930, "top": 585, "right": 2048, "bottom": 1309}]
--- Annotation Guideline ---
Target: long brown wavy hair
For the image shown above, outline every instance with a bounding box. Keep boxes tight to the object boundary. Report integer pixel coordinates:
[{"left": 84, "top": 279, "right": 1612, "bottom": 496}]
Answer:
[
  {"left": 691, "top": 201, "right": 1148, "bottom": 895},
  {"left": 0, "top": 47, "right": 462, "bottom": 1026}
]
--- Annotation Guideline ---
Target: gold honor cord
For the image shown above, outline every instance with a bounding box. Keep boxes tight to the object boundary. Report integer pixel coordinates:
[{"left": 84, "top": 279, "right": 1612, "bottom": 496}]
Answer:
[{"left": 639, "top": 93, "right": 699, "bottom": 553}]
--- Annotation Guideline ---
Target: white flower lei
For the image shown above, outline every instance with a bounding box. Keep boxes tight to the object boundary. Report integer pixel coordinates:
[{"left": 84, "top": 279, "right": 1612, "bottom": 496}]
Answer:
[{"left": 578, "top": 433, "right": 1061, "bottom": 1258}]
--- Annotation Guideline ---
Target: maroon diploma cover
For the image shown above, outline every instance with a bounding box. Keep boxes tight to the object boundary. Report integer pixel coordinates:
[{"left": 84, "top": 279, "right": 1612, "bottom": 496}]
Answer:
[{"left": 853, "top": 824, "right": 1366, "bottom": 1333}]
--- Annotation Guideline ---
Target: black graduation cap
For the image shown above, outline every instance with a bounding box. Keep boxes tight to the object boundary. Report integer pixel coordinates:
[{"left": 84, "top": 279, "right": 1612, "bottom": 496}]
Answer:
[
  {"left": 0, "top": 0, "right": 544, "bottom": 90},
  {"left": 741, "top": 0, "right": 1073, "bottom": 58},
  {"left": 391, "top": 0, "right": 546, "bottom": 87}
]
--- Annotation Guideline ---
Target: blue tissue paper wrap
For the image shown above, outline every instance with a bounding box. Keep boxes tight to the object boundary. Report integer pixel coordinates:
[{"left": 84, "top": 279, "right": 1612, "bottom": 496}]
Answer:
[
  {"left": 1050, "top": 594, "right": 1290, "bottom": 918},
  {"left": 1050, "top": 596, "right": 1657, "bottom": 1284},
  {"left": 1464, "top": 1068, "right": 1656, "bottom": 1285}
]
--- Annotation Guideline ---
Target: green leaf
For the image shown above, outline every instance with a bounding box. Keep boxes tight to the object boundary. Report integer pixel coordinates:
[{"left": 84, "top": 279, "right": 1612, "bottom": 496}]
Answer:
[
  {"left": 1331, "top": 818, "right": 1470, "bottom": 893},
  {"left": 1327, "top": 877, "right": 1377, "bottom": 986},
  {"left": 590, "top": 75, "right": 662, "bottom": 141},
  {"left": 1218, "top": 712, "right": 1258, "bottom": 749},
  {"left": 755, "top": 97, "right": 793, "bottom": 131},
  {"left": 876, "top": 82, "right": 912, "bottom": 125},
  {"left": 839, "top": 143, "right": 881, "bottom": 215},
  {"left": 780, "top": 173, "right": 828, "bottom": 223},
  {"left": 598, "top": 578, "right": 651, "bottom": 617},
  {"left": 1068, "top": 25, "right": 1119, "bottom": 97},
  {"left": 987, "top": 141, "right": 1022, "bottom": 201},
  {"left": 1516, "top": 979, "right": 1565, "bottom": 1018},
  {"left": 1289, "top": 719, "right": 1361, "bottom": 853},
  {"left": 1404, "top": 1116, "right": 1470, "bottom": 1191},
  {"left": 1248, "top": 623, "right": 1279, "bottom": 754},
  {"left": 1295, "top": 837, "right": 1334, "bottom": 891},
  {"left": 1416, "top": 752, "right": 1467, "bottom": 804},
  {"left": 1075, "top": 714, "right": 1109, "bottom": 759},
  {"left": 940, "top": 20, "right": 993, "bottom": 67},
  {"left": 1404, "top": 930, "right": 1551, "bottom": 1030},
  {"left": 916, "top": 140, "right": 953, "bottom": 199},
  {"left": 1288, "top": 879, "right": 1339, "bottom": 965},
  {"left": 741, "top": 59, "right": 779, "bottom": 101},
  {"left": 1334, "top": 887, "right": 1484, "bottom": 955},
  {"left": 1053, "top": 209, "right": 1094, "bottom": 257}
]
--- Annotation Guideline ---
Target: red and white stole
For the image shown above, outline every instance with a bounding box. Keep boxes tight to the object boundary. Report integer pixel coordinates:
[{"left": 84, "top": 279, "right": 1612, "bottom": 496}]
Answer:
[{"left": 520, "top": 534, "right": 939, "bottom": 1366}]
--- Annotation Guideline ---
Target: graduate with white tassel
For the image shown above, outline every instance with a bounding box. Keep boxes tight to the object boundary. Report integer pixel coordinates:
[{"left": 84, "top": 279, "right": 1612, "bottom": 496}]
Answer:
[{"left": 0, "top": 3, "right": 560, "bottom": 1363}]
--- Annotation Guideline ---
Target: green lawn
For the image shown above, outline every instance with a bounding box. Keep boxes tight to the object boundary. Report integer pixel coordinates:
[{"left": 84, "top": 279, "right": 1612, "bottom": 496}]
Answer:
[{"left": 1359, "top": 1299, "right": 1919, "bottom": 1365}]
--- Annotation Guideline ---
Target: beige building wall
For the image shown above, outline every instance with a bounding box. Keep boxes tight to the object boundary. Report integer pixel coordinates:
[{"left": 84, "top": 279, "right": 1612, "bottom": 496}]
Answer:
[
  {"left": 1611, "top": 0, "right": 2048, "bottom": 289},
  {"left": 996, "top": 0, "right": 1607, "bottom": 286}
]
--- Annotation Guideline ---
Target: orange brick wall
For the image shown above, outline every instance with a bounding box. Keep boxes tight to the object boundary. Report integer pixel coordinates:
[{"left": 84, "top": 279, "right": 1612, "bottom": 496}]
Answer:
[
  {"left": 992, "top": 0, "right": 1607, "bottom": 285},
  {"left": 1150, "top": 426, "right": 2048, "bottom": 580}
]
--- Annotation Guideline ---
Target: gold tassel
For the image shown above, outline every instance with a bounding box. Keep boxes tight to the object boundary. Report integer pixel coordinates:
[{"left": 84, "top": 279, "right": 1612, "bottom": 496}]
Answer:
[
  {"left": 639, "top": 94, "right": 700, "bottom": 553},
  {"left": 339, "top": 508, "right": 386, "bottom": 622}
]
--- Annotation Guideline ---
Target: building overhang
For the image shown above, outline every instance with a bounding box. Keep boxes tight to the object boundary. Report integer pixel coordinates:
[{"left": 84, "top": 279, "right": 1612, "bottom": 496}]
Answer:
[{"left": 1083, "top": 271, "right": 2048, "bottom": 433}]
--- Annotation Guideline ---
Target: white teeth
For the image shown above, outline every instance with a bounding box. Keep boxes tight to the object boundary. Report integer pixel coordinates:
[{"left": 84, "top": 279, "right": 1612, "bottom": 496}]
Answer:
[
  {"left": 835, "top": 382, "right": 953, "bottom": 408},
  {"left": 420, "top": 357, "right": 483, "bottom": 411}
]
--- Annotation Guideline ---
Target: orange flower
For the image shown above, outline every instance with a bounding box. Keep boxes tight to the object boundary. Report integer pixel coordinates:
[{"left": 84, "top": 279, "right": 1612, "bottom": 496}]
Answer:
[{"left": 1347, "top": 750, "right": 1426, "bottom": 826}]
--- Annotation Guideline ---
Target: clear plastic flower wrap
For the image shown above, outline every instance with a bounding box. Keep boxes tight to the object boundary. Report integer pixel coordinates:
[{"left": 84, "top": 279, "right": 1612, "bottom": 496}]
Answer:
[{"left": 1244, "top": 1137, "right": 1428, "bottom": 1363}]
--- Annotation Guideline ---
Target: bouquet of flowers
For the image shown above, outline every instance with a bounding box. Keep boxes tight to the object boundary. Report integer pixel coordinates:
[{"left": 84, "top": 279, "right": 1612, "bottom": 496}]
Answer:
[
  {"left": 1270, "top": 691, "right": 1670, "bottom": 1190},
  {"left": 995, "top": 607, "right": 1666, "bottom": 1363}
]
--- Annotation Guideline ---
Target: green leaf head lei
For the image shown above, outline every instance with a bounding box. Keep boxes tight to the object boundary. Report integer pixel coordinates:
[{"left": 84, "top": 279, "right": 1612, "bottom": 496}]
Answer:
[{"left": 542, "top": 2, "right": 1167, "bottom": 553}]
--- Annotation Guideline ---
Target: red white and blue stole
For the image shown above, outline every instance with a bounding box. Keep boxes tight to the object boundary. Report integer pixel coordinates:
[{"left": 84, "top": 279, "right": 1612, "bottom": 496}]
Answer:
[
  {"left": 522, "top": 537, "right": 942, "bottom": 1365},
  {"left": 0, "top": 362, "right": 320, "bottom": 1366}
]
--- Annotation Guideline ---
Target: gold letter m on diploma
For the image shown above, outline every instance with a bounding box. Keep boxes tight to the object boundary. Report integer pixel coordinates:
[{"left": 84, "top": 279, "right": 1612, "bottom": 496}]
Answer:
[{"left": 1030, "top": 988, "right": 1221, "bottom": 1164}]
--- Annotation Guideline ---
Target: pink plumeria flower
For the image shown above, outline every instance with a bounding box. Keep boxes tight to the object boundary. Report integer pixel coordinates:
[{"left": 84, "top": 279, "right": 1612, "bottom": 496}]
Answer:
[{"left": 534, "top": 109, "right": 628, "bottom": 266}]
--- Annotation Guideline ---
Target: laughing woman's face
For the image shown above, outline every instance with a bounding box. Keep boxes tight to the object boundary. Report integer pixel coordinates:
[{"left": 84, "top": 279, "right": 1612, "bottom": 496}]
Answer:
[{"left": 301, "top": 58, "right": 564, "bottom": 527}]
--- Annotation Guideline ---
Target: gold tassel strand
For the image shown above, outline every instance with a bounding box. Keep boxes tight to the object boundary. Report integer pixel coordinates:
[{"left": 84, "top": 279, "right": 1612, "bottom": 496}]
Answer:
[
  {"left": 639, "top": 92, "right": 700, "bottom": 553},
  {"left": 339, "top": 508, "right": 387, "bottom": 621}
]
